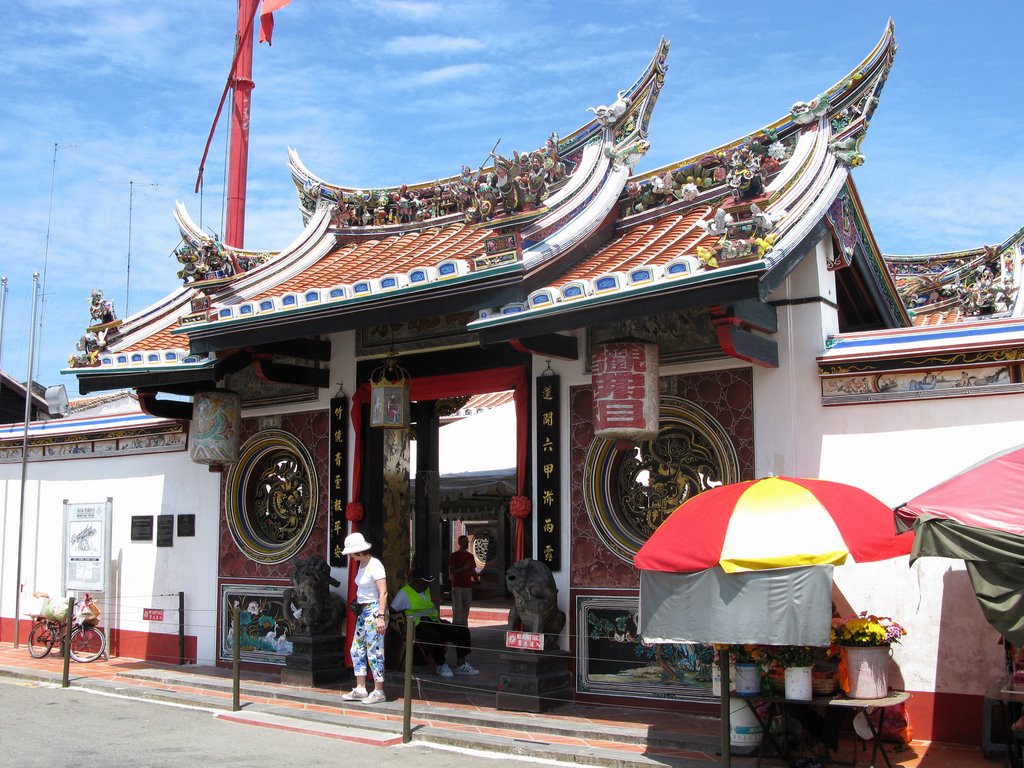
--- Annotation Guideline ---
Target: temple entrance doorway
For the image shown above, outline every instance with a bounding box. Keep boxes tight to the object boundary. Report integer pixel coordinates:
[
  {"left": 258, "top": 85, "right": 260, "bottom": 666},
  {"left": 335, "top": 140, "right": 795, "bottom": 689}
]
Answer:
[{"left": 412, "top": 390, "right": 516, "bottom": 611}]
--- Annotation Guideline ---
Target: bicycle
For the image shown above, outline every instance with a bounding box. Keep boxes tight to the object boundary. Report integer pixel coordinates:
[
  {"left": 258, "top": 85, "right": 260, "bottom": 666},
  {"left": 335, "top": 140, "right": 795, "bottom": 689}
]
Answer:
[{"left": 27, "top": 592, "right": 106, "bottom": 663}]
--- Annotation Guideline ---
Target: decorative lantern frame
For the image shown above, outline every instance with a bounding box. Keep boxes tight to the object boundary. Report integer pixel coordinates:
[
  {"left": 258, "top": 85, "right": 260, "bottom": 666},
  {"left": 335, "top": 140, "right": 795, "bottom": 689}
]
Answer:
[{"left": 369, "top": 352, "right": 411, "bottom": 428}]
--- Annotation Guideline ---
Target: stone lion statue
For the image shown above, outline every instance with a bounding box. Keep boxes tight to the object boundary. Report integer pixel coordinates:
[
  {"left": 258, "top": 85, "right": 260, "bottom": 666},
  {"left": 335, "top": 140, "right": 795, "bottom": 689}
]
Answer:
[
  {"left": 285, "top": 556, "right": 343, "bottom": 636},
  {"left": 506, "top": 558, "right": 566, "bottom": 649}
]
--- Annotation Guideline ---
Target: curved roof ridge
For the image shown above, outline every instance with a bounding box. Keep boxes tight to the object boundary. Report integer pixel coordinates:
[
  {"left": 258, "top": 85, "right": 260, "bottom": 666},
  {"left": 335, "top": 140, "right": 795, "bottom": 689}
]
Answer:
[{"left": 287, "top": 39, "right": 671, "bottom": 234}]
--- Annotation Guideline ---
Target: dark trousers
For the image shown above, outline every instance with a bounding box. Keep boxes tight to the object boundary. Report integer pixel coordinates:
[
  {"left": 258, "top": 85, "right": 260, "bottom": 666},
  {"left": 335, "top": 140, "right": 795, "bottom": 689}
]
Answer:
[{"left": 414, "top": 619, "right": 471, "bottom": 665}]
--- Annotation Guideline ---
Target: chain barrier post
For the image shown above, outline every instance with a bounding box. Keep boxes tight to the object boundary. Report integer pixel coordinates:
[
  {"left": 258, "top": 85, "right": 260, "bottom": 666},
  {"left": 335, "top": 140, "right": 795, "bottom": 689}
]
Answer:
[
  {"left": 232, "top": 605, "right": 241, "bottom": 711},
  {"left": 61, "top": 596, "right": 74, "bottom": 688},
  {"left": 178, "top": 591, "right": 185, "bottom": 665},
  {"left": 403, "top": 615, "right": 414, "bottom": 743}
]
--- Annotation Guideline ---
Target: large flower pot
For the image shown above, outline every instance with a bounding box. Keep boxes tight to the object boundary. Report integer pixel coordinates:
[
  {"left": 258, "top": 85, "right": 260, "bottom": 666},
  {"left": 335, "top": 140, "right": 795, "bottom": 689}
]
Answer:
[
  {"left": 844, "top": 646, "right": 890, "bottom": 699},
  {"left": 734, "top": 662, "right": 761, "bottom": 696},
  {"left": 784, "top": 665, "right": 813, "bottom": 700}
]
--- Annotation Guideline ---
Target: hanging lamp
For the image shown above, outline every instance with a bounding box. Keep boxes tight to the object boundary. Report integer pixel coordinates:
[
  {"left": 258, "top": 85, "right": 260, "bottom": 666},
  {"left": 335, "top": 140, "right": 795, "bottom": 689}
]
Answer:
[{"left": 369, "top": 352, "right": 411, "bottom": 428}]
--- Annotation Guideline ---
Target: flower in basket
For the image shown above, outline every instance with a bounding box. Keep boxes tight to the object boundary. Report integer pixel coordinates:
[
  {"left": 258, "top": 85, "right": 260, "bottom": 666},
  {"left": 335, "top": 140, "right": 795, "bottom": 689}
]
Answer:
[
  {"left": 831, "top": 612, "right": 907, "bottom": 648},
  {"left": 765, "top": 645, "right": 817, "bottom": 668}
]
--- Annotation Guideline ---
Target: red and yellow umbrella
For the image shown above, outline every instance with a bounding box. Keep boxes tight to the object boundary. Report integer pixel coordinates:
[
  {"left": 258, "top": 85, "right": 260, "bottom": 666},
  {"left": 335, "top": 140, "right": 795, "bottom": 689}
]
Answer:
[{"left": 635, "top": 475, "right": 913, "bottom": 574}]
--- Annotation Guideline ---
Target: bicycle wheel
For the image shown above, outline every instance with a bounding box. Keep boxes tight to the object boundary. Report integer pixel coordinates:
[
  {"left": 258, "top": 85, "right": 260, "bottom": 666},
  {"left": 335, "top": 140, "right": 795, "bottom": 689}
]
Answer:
[
  {"left": 28, "top": 621, "right": 56, "bottom": 658},
  {"left": 68, "top": 625, "right": 106, "bottom": 663}
]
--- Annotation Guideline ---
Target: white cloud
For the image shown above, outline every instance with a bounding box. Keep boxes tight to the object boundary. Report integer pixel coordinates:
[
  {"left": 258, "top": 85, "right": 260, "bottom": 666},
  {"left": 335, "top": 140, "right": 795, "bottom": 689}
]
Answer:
[
  {"left": 404, "top": 63, "right": 492, "bottom": 87},
  {"left": 384, "top": 34, "right": 484, "bottom": 55},
  {"left": 354, "top": 0, "right": 444, "bottom": 21}
]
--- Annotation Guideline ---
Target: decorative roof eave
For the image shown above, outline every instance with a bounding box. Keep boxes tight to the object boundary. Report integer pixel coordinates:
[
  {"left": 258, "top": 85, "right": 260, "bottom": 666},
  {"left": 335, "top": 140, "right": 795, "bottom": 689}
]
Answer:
[
  {"left": 818, "top": 316, "right": 1024, "bottom": 366},
  {"left": 0, "top": 411, "right": 175, "bottom": 443},
  {"left": 816, "top": 316, "right": 1024, "bottom": 406},
  {"left": 180, "top": 261, "right": 526, "bottom": 355},
  {"left": 470, "top": 261, "right": 765, "bottom": 344}
]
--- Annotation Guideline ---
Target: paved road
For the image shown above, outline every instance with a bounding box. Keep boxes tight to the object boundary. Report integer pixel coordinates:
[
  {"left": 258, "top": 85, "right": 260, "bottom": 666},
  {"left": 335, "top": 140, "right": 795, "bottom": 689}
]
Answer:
[{"left": 0, "top": 679, "right": 526, "bottom": 768}]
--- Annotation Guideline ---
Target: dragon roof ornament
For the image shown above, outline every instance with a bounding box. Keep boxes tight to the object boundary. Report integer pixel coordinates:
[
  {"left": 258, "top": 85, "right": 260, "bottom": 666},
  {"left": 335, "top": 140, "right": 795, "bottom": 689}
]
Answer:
[
  {"left": 610, "top": 21, "right": 897, "bottom": 269},
  {"left": 172, "top": 202, "right": 275, "bottom": 288},
  {"left": 287, "top": 38, "right": 670, "bottom": 234}
]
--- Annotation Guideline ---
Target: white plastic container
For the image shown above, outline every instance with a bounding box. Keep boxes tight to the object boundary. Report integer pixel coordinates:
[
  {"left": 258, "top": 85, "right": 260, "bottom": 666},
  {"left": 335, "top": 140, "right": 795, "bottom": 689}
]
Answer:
[
  {"left": 734, "top": 662, "right": 761, "bottom": 696},
  {"left": 784, "top": 665, "right": 813, "bottom": 700},
  {"left": 730, "top": 696, "right": 763, "bottom": 747}
]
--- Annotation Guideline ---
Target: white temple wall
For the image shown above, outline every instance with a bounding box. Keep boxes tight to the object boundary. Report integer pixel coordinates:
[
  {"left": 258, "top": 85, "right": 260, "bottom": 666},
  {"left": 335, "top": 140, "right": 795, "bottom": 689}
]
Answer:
[
  {"left": 0, "top": 448, "right": 221, "bottom": 663},
  {"left": 753, "top": 234, "right": 1011, "bottom": 699}
]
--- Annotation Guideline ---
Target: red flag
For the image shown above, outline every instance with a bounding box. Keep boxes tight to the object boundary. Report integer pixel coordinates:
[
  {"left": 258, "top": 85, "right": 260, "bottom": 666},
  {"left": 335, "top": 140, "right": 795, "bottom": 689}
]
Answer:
[{"left": 259, "top": 0, "right": 293, "bottom": 45}]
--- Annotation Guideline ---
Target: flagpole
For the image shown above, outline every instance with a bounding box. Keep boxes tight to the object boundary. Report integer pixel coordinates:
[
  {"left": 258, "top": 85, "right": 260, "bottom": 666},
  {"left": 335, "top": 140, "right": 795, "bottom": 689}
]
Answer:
[{"left": 13, "top": 273, "right": 40, "bottom": 648}]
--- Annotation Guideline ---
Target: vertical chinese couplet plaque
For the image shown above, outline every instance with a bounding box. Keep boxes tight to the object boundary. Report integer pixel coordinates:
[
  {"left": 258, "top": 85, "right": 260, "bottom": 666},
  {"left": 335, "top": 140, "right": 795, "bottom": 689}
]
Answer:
[
  {"left": 535, "top": 374, "right": 561, "bottom": 570},
  {"left": 329, "top": 395, "right": 349, "bottom": 567}
]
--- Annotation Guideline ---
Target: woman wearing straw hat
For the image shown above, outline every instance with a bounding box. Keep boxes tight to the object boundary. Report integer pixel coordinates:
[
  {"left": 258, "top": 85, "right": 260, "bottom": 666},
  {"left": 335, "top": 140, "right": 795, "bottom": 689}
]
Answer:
[{"left": 340, "top": 532, "right": 388, "bottom": 705}]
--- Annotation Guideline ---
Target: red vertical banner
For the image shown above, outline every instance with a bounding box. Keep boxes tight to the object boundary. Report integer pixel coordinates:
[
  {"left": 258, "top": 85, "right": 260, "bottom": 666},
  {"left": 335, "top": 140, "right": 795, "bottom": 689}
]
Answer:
[
  {"left": 535, "top": 374, "right": 561, "bottom": 570},
  {"left": 328, "top": 395, "right": 348, "bottom": 567}
]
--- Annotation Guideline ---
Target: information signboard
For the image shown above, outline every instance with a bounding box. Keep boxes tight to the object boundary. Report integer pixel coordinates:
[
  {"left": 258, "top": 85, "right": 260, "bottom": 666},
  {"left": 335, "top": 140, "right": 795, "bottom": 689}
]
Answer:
[{"left": 64, "top": 500, "right": 111, "bottom": 592}]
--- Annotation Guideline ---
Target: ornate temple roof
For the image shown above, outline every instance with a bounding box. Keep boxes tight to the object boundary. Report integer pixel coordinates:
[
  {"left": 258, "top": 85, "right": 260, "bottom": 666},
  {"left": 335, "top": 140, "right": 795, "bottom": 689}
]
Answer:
[
  {"left": 886, "top": 224, "right": 1023, "bottom": 326},
  {"left": 69, "top": 23, "right": 915, "bottom": 392},
  {"left": 469, "top": 20, "right": 904, "bottom": 342}
]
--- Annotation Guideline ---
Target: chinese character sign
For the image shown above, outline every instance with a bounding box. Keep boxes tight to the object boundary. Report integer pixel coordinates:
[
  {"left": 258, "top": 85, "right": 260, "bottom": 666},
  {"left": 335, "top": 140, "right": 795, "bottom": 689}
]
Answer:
[
  {"left": 328, "top": 396, "right": 348, "bottom": 567},
  {"left": 591, "top": 341, "right": 659, "bottom": 447},
  {"left": 535, "top": 374, "right": 561, "bottom": 571}
]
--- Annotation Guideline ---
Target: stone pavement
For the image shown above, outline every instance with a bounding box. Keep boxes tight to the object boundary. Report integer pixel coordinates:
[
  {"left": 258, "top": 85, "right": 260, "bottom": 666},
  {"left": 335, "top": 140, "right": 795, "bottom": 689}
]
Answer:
[{"left": 0, "top": 622, "right": 998, "bottom": 768}]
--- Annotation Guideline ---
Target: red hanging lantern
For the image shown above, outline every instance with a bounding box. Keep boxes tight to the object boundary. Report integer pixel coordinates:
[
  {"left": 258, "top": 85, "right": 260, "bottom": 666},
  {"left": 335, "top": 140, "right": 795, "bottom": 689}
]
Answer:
[
  {"left": 369, "top": 352, "right": 410, "bottom": 428},
  {"left": 591, "top": 340, "right": 659, "bottom": 450}
]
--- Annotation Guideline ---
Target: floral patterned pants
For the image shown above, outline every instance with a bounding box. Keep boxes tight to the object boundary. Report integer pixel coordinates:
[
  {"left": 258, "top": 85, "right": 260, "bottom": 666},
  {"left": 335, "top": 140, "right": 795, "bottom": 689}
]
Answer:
[{"left": 350, "top": 603, "right": 385, "bottom": 681}]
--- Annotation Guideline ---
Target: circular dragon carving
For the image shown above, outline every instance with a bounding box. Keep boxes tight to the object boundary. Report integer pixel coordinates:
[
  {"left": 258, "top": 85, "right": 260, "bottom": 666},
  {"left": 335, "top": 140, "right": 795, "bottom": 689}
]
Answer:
[
  {"left": 583, "top": 396, "right": 739, "bottom": 563},
  {"left": 226, "top": 430, "right": 318, "bottom": 564}
]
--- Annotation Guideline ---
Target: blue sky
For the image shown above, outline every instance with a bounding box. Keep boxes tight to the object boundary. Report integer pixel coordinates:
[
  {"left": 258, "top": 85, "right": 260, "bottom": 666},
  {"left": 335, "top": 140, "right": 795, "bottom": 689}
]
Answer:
[{"left": 1, "top": 0, "right": 1021, "bottom": 392}]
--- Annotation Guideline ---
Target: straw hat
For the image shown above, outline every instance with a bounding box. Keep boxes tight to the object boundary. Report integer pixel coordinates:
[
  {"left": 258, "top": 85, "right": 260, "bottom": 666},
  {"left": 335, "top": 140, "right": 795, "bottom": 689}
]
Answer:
[{"left": 341, "top": 532, "right": 372, "bottom": 555}]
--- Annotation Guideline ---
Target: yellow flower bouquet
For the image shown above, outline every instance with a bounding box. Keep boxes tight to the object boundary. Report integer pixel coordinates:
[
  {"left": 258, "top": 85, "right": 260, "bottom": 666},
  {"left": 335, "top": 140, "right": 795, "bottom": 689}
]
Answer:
[{"left": 831, "top": 612, "right": 907, "bottom": 647}]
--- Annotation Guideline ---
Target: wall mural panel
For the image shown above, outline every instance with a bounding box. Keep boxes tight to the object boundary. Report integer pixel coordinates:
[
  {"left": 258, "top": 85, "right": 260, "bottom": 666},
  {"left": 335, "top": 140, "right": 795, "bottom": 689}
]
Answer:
[
  {"left": 219, "top": 411, "right": 329, "bottom": 580},
  {"left": 574, "top": 592, "right": 714, "bottom": 700},
  {"left": 569, "top": 369, "right": 753, "bottom": 589},
  {"left": 218, "top": 582, "right": 295, "bottom": 665}
]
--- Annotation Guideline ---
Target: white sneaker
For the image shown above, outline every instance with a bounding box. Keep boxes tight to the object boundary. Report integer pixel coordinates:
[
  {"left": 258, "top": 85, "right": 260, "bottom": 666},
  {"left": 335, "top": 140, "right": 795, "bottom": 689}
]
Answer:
[
  {"left": 436, "top": 663, "right": 454, "bottom": 678},
  {"left": 454, "top": 661, "right": 479, "bottom": 675},
  {"left": 341, "top": 687, "right": 367, "bottom": 701},
  {"left": 361, "top": 689, "right": 386, "bottom": 705}
]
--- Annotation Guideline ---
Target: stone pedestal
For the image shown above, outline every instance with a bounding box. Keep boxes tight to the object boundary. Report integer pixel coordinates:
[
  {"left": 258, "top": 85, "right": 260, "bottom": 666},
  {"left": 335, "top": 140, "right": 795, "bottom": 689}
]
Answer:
[
  {"left": 496, "top": 648, "right": 573, "bottom": 713},
  {"left": 280, "top": 632, "right": 349, "bottom": 687}
]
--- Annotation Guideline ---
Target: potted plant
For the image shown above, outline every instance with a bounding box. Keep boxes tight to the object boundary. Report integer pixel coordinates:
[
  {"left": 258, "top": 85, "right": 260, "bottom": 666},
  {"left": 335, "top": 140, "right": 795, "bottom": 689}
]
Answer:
[
  {"left": 715, "top": 645, "right": 765, "bottom": 696},
  {"left": 831, "top": 613, "right": 907, "bottom": 699},
  {"left": 765, "top": 646, "right": 816, "bottom": 700}
]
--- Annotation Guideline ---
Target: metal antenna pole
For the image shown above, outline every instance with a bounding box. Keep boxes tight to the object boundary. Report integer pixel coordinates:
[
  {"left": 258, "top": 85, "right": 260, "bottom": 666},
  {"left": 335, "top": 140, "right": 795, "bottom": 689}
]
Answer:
[
  {"left": 13, "top": 273, "right": 40, "bottom": 649},
  {"left": 97, "top": 180, "right": 158, "bottom": 319},
  {"left": 34, "top": 142, "right": 74, "bottom": 383},
  {"left": 127, "top": 181, "right": 134, "bottom": 315},
  {"left": 0, "top": 277, "right": 7, "bottom": 416}
]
